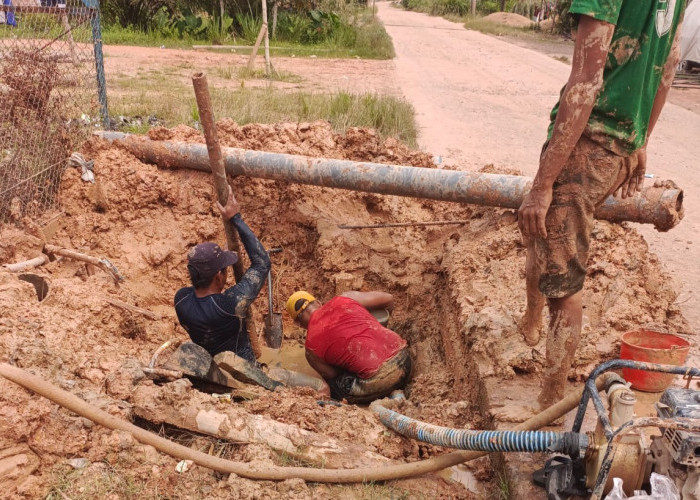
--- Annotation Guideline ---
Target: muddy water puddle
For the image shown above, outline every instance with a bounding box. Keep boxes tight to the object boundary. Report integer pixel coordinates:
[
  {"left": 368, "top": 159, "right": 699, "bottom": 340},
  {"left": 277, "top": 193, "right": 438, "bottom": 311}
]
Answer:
[{"left": 259, "top": 343, "right": 323, "bottom": 379}]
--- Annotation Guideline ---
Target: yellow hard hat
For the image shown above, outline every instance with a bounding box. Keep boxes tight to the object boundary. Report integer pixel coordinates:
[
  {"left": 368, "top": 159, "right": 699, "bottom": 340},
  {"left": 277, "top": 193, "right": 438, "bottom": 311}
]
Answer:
[{"left": 286, "top": 291, "right": 316, "bottom": 320}]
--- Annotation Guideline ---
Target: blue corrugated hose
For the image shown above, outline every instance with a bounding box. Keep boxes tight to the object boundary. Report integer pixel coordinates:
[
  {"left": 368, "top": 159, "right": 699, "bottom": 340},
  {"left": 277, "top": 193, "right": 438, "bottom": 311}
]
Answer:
[{"left": 370, "top": 392, "right": 587, "bottom": 454}]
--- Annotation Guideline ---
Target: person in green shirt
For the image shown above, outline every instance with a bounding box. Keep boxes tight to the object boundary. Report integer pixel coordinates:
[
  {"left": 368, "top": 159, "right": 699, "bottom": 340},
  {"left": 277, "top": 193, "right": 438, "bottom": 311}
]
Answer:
[{"left": 518, "top": 0, "right": 685, "bottom": 407}]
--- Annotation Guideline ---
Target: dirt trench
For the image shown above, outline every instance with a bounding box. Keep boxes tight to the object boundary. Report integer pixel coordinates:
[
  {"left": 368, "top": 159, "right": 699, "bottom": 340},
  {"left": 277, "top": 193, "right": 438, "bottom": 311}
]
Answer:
[{"left": 0, "top": 120, "right": 690, "bottom": 499}]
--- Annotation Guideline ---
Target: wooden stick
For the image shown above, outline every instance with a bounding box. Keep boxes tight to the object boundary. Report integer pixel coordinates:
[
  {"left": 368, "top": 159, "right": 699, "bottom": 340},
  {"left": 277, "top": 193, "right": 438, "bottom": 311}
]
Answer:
[
  {"left": 60, "top": 11, "right": 79, "bottom": 65},
  {"left": 3, "top": 254, "right": 49, "bottom": 272},
  {"left": 44, "top": 244, "right": 124, "bottom": 282},
  {"left": 191, "top": 73, "right": 262, "bottom": 359},
  {"left": 246, "top": 24, "right": 267, "bottom": 71},
  {"left": 106, "top": 298, "right": 160, "bottom": 320},
  {"left": 261, "top": 0, "right": 271, "bottom": 77},
  {"left": 142, "top": 367, "right": 183, "bottom": 382},
  {"left": 271, "top": 1, "right": 278, "bottom": 38},
  {"left": 338, "top": 220, "right": 470, "bottom": 229}
]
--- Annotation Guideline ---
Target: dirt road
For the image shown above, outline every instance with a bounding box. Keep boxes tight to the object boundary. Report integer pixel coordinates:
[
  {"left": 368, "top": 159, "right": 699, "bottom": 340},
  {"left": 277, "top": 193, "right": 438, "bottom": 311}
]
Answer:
[{"left": 377, "top": 2, "right": 700, "bottom": 332}]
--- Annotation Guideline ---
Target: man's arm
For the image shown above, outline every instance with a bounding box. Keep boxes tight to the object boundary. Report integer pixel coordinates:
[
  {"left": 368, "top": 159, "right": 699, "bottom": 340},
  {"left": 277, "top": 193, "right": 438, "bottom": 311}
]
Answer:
[
  {"left": 305, "top": 349, "right": 340, "bottom": 380},
  {"left": 616, "top": 26, "right": 683, "bottom": 198},
  {"left": 340, "top": 290, "right": 394, "bottom": 311},
  {"left": 518, "top": 15, "right": 615, "bottom": 239},
  {"left": 217, "top": 186, "right": 271, "bottom": 315}
]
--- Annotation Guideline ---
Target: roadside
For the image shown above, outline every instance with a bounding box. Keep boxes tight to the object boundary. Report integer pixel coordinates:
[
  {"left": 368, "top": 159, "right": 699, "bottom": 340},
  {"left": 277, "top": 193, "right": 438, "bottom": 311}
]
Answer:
[{"left": 500, "top": 32, "right": 700, "bottom": 114}]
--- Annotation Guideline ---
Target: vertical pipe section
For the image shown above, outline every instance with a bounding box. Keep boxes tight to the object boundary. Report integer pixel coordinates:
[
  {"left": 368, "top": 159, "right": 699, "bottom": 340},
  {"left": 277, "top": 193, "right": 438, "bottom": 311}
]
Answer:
[
  {"left": 191, "top": 73, "right": 262, "bottom": 359},
  {"left": 191, "top": 73, "right": 244, "bottom": 281},
  {"left": 90, "top": 6, "right": 109, "bottom": 129}
]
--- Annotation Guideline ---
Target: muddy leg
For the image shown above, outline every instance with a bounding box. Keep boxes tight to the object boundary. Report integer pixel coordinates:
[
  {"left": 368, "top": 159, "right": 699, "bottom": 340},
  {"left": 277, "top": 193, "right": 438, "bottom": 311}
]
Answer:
[
  {"left": 267, "top": 366, "right": 331, "bottom": 397},
  {"left": 538, "top": 291, "right": 582, "bottom": 408},
  {"left": 520, "top": 244, "right": 545, "bottom": 346}
]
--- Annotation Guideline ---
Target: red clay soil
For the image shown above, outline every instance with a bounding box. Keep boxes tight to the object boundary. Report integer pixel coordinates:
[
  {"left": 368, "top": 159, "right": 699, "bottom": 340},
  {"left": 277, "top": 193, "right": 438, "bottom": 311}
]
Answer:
[{"left": 0, "top": 120, "right": 689, "bottom": 499}]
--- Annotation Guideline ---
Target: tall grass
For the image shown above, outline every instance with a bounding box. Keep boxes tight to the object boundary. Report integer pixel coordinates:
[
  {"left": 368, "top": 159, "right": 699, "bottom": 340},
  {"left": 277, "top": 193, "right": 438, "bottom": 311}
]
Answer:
[
  {"left": 401, "top": 0, "right": 472, "bottom": 16},
  {"left": 463, "top": 16, "right": 534, "bottom": 36},
  {"left": 109, "top": 79, "right": 418, "bottom": 145}
]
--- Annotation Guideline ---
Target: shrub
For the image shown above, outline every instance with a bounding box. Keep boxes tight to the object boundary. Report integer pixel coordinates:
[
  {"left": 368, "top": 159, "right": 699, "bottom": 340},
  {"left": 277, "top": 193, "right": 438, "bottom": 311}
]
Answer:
[
  {"left": 235, "top": 13, "right": 262, "bottom": 42},
  {"left": 276, "top": 12, "right": 311, "bottom": 42},
  {"left": 551, "top": 0, "right": 576, "bottom": 35},
  {"left": 304, "top": 10, "right": 341, "bottom": 43}
]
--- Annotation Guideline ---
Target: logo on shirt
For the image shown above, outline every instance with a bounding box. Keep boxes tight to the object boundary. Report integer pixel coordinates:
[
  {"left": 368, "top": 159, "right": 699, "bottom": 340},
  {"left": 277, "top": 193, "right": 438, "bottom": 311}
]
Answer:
[{"left": 656, "top": 0, "right": 677, "bottom": 37}]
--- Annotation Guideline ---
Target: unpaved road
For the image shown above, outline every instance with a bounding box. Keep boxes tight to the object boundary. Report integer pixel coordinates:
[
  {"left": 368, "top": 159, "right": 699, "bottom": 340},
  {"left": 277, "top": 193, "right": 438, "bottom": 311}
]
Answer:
[{"left": 376, "top": 2, "right": 700, "bottom": 332}]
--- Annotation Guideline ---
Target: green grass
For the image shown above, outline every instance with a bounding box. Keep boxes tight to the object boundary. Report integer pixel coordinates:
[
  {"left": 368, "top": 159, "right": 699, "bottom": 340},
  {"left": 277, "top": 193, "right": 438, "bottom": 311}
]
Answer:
[
  {"left": 274, "top": 449, "right": 319, "bottom": 468},
  {"left": 45, "top": 462, "right": 149, "bottom": 500},
  {"left": 102, "top": 10, "right": 393, "bottom": 59},
  {"left": 109, "top": 86, "right": 418, "bottom": 146},
  {"left": 398, "top": 0, "right": 547, "bottom": 39},
  {"left": 352, "top": 482, "right": 416, "bottom": 499},
  {"left": 232, "top": 67, "right": 303, "bottom": 83},
  {"left": 102, "top": 24, "right": 197, "bottom": 49},
  {"left": 492, "top": 469, "right": 511, "bottom": 500},
  {"left": 463, "top": 16, "right": 534, "bottom": 37}
]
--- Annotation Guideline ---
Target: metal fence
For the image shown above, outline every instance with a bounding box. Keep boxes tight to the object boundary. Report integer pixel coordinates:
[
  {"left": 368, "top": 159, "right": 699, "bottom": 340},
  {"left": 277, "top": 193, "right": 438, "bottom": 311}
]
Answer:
[{"left": 0, "top": 0, "right": 107, "bottom": 223}]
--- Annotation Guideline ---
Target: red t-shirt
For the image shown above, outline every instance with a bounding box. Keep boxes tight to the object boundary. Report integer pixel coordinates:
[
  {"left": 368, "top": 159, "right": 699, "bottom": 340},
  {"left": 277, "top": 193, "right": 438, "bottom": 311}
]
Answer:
[{"left": 305, "top": 296, "right": 407, "bottom": 379}]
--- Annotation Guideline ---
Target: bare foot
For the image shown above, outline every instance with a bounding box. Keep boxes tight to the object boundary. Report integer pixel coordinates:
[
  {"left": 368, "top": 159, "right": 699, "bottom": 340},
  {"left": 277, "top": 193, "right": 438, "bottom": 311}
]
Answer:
[{"left": 519, "top": 312, "right": 542, "bottom": 346}]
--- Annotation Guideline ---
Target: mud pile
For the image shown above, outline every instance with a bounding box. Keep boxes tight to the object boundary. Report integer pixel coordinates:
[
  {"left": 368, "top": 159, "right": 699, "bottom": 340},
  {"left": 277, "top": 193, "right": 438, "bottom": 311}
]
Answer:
[
  {"left": 0, "top": 120, "right": 689, "bottom": 498},
  {"left": 482, "top": 12, "right": 534, "bottom": 28}
]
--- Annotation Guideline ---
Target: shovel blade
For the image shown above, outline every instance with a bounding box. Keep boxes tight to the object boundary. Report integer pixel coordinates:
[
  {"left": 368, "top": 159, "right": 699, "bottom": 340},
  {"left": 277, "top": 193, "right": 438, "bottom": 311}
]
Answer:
[{"left": 263, "top": 312, "right": 283, "bottom": 349}]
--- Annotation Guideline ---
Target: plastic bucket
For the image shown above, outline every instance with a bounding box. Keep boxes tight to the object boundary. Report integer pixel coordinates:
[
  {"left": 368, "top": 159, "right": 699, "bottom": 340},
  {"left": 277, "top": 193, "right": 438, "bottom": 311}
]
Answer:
[{"left": 620, "top": 329, "right": 690, "bottom": 392}]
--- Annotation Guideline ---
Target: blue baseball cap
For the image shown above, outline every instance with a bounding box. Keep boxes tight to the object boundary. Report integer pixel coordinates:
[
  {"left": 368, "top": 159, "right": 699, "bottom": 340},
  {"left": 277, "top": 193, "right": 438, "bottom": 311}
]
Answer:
[{"left": 187, "top": 242, "right": 238, "bottom": 281}]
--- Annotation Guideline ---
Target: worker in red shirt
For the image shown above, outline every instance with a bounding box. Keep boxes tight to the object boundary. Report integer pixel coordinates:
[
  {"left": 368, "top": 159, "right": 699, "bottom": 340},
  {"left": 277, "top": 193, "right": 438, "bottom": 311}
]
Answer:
[{"left": 286, "top": 290, "right": 413, "bottom": 403}]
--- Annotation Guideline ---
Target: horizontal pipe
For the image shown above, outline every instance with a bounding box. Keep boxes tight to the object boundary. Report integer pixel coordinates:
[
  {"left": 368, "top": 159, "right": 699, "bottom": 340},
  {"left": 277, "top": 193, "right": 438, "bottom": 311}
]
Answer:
[{"left": 98, "top": 132, "right": 684, "bottom": 232}]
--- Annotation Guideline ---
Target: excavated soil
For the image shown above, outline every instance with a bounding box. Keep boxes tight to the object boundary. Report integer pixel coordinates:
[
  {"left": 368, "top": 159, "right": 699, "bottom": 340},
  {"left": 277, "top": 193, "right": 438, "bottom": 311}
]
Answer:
[{"left": 0, "top": 120, "right": 690, "bottom": 499}]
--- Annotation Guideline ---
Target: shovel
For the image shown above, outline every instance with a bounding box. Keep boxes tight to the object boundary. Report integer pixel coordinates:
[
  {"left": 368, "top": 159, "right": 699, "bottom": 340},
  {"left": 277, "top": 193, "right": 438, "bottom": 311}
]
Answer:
[{"left": 263, "top": 248, "right": 283, "bottom": 349}]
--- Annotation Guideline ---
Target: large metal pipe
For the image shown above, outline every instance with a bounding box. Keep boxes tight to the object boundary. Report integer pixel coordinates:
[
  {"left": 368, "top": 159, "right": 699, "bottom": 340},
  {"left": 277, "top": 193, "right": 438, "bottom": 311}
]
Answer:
[{"left": 98, "top": 132, "right": 684, "bottom": 232}]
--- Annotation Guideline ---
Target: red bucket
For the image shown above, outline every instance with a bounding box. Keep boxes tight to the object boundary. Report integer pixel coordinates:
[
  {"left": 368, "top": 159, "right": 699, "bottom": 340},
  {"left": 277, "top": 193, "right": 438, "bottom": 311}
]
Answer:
[{"left": 620, "top": 329, "right": 690, "bottom": 392}]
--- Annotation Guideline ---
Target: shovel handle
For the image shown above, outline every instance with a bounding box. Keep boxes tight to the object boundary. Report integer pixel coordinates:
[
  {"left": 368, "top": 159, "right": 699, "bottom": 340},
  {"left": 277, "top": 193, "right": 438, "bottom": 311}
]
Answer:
[
  {"left": 267, "top": 270, "right": 274, "bottom": 316},
  {"left": 266, "top": 248, "right": 281, "bottom": 315}
]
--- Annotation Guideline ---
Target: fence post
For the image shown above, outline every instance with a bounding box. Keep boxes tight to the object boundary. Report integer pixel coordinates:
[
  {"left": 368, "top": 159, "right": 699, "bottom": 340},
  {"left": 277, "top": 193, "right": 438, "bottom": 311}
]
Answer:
[{"left": 90, "top": 5, "right": 109, "bottom": 129}]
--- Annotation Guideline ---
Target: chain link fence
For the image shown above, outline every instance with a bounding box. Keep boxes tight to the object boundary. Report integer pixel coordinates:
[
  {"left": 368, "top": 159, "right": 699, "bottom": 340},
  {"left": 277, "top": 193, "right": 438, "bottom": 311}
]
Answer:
[{"left": 0, "top": 0, "right": 107, "bottom": 223}]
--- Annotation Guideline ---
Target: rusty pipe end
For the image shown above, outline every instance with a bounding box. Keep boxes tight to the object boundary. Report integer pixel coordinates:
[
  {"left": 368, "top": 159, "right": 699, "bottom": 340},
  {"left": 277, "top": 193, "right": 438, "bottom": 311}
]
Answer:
[
  {"left": 654, "top": 187, "right": 684, "bottom": 232},
  {"left": 192, "top": 72, "right": 205, "bottom": 81},
  {"left": 594, "top": 185, "right": 685, "bottom": 232}
]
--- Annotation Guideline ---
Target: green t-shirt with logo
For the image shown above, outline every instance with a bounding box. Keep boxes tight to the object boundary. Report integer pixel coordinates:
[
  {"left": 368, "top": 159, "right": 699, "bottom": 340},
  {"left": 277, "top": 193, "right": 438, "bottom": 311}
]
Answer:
[{"left": 548, "top": 0, "right": 685, "bottom": 155}]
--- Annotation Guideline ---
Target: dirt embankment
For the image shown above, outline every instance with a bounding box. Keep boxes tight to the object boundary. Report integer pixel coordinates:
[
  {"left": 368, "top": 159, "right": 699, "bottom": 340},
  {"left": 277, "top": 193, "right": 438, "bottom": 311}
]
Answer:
[{"left": 0, "top": 120, "right": 689, "bottom": 499}]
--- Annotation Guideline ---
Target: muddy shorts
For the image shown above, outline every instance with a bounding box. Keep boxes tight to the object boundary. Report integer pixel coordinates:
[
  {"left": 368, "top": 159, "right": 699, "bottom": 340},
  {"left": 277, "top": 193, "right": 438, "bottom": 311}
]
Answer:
[
  {"left": 533, "top": 135, "right": 634, "bottom": 298},
  {"left": 328, "top": 347, "right": 413, "bottom": 404}
]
